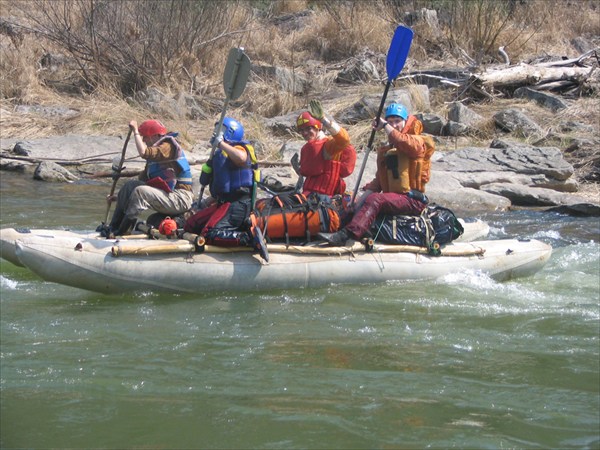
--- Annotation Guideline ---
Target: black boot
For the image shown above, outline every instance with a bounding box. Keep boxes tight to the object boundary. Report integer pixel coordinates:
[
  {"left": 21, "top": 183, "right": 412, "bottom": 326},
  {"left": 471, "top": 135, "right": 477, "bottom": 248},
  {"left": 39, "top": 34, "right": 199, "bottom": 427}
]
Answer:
[
  {"left": 318, "top": 229, "right": 350, "bottom": 247},
  {"left": 110, "top": 217, "right": 137, "bottom": 238},
  {"left": 96, "top": 222, "right": 112, "bottom": 238},
  {"left": 108, "top": 209, "right": 125, "bottom": 230}
]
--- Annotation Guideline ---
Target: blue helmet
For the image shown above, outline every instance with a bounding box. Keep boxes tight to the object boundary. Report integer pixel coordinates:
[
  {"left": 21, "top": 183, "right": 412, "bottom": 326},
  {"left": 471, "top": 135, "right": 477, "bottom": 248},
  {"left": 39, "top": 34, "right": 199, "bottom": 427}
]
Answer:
[
  {"left": 220, "top": 117, "right": 244, "bottom": 142},
  {"left": 385, "top": 103, "right": 408, "bottom": 120}
]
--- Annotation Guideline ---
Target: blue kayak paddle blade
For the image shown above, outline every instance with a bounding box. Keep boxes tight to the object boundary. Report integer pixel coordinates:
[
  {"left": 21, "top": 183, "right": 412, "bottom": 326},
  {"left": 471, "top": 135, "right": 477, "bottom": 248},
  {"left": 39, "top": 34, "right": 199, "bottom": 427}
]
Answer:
[{"left": 385, "top": 25, "right": 414, "bottom": 80}]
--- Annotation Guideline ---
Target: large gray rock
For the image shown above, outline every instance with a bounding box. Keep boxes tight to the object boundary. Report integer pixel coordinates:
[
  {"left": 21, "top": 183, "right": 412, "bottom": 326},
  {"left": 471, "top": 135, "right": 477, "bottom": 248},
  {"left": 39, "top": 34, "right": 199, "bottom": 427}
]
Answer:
[
  {"left": 336, "top": 57, "right": 380, "bottom": 84},
  {"left": 446, "top": 171, "right": 578, "bottom": 192},
  {"left": 263, "top": 111, "right": 302, "bottom": 135},
  {"left": 133, "top": 88, "right": 221, "bottom": 120},
  {"left": 5, "top": 135, "right": 137, "bottom": 163},
  {"left": 34, "top": 161, "right": 78, "bottom": 182},
  {"left": 480, "top": 183, "right": 590, "bottom": 207},
  {"left": 514, "top": 87, "right": 569, "bottom": 112},
  {"left": 494, "top": 108, "right": 544, "bottom": 138},
  {"left": 416, "top": 113, "right": 445, "bottom": 135},
  {"left": 426, "top": 172, "right": 511, "bottom": 211},
  {"left": 547, "top": 203, "right": 600, "bottom": 216},
  {"left": 278, "top": 141, "right": 304, "bottom": 164},
  {"left": 447, "top": 102, "right": 484, "bottom": 126},
  {"left": 404, "top": 8, "right": 441, "bottom": 38},
  {"left": 252, "top": 64, "right": 311, "bottom": 95},
  {"left": 442, "top": 121, "right": 470, "bottom": 137},
  {"left": 433, "top": 146, "right": 574, "bottom": 182},
  {"left": 14, "top": 104, "right": 79, "bottom": 118}
]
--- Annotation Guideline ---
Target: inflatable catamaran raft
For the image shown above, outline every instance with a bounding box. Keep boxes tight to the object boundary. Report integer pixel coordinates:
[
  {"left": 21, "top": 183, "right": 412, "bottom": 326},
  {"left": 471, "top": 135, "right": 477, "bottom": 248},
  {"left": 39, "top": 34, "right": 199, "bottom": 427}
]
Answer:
[{"left": 0, "top": 221, "right": 552, "bottom": 295}]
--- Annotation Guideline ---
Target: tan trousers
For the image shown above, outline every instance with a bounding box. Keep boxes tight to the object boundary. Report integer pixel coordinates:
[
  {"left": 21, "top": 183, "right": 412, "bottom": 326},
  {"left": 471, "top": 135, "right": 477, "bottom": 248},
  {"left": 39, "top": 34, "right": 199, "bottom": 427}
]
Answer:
[{"left": 112, "top": 180, "right": 194, "bottom": 223}]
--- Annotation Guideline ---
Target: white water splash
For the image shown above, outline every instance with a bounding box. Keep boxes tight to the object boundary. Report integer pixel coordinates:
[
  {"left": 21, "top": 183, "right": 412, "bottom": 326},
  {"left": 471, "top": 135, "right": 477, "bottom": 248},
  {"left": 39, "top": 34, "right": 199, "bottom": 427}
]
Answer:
[
  {"left": 532, "top": 229, "right": 562, "bottom": 240},
  {"left": 1, "top": 274, "right": 19, "bottom": 290}
]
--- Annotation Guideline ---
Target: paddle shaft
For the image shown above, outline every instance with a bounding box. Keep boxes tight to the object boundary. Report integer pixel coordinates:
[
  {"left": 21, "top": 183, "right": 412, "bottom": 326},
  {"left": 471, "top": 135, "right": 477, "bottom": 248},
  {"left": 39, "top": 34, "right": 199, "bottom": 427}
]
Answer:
[
  {"left": 199, "top": 48, "right": 250, "bottom": 204},
  {"left": 104, "top": 126, "right": 134, "bottom": 223},
  {"left": 349, "top": 25, "right": 413, "bottom": 208},
  {"left": 350, "top": 81, "right": 392, "bottom": 207}
]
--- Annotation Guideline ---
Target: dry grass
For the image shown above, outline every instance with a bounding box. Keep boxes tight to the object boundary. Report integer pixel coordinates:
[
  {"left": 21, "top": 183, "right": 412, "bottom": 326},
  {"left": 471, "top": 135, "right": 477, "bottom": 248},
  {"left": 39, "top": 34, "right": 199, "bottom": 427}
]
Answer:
[{"left": 0, "top": 0, "right": 598, "bottom": 167}]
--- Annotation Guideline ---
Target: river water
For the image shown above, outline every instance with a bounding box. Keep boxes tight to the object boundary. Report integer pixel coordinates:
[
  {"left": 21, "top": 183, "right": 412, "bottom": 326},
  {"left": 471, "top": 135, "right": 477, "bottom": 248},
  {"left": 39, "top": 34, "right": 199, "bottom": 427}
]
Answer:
[{"left": 1, "top": 172, "right": 599, "bottom": 449}]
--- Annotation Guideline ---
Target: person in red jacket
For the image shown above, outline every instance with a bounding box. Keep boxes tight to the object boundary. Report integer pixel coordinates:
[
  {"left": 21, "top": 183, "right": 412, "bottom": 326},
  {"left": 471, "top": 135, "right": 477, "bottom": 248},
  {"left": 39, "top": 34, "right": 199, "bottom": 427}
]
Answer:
[
  {"left": 295, "top": 100, "right": 356, "bottom": 200},
  {"left": 319, "top": 103, "right": 430, "bottom": 246}
]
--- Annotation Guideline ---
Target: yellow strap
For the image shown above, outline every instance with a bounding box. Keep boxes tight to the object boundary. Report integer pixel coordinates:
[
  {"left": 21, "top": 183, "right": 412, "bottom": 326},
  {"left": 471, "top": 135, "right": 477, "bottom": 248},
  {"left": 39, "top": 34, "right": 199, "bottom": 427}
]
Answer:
[
  {"left": 246, "top": 144, "right": 258, "bottom": 164},
  {"left": 245, "top": 144, "right": 261, "bottom": 182}
]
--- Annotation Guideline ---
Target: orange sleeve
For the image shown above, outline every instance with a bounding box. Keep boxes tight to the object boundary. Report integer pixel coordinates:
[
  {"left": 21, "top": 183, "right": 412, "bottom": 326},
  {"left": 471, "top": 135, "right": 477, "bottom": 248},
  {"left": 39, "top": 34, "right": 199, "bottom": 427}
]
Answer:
[
  {"left": 388, "top": 129, "right": 425, "bottom": 159},
  {"left": 323, "top": 127, "right": 350, "bottom": 160}
]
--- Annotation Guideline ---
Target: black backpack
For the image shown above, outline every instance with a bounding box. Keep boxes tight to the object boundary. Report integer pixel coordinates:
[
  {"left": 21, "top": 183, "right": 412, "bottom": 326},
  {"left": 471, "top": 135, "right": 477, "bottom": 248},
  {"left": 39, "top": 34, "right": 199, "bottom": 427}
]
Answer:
[{"left": 370, "top": 205, "right": 464, "bottom": 255}]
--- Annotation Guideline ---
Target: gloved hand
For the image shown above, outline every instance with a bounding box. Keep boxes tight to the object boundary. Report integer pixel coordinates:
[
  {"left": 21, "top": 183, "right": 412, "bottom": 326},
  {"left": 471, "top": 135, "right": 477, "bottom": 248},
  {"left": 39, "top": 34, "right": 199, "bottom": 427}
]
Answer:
[
  {"left": 199, "top": 159, "right": 213, "bottom": 186},
  {"left": 309, "top": 99, "right": 324, "bottom": 120},
  {"left": 210, "top": 131, "right": 224, "bottom": 147}
]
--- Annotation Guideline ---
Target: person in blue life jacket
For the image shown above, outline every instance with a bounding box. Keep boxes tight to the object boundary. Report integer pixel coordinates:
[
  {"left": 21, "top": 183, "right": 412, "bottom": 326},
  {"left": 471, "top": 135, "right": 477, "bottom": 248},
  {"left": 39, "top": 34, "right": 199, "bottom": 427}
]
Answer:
[
  {"left": 183, "top": 117, "right": 261, "bottom": 249},
  {"left": 100, "top": 119, "right": 194, "bottom": 238}
]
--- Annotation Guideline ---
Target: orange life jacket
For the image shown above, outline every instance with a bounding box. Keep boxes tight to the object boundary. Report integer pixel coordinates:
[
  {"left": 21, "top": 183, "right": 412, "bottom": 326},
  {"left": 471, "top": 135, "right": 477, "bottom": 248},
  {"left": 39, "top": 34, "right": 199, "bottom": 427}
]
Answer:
[{"left": 376, "top": 115, "right": 435, "bottom": 194}]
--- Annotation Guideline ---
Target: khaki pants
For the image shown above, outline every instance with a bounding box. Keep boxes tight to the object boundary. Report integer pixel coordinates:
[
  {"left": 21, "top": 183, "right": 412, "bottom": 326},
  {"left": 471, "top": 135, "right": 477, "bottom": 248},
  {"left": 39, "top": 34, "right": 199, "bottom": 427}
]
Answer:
[{"left": 112, "top": 180, "right": 194, "bottom": 223}]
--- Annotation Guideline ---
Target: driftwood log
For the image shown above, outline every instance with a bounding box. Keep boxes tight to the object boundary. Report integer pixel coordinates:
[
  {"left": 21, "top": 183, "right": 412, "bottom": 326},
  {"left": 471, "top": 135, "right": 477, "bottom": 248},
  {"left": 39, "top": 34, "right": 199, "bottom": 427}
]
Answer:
[
  {"left": 476, "top": 64, "right": 595, "bottom": 89},
  {"left": 401, "top": 47, "right": 599, "bottom": 98},
  {"left": 83, "top": 160, "right": 291, "bottom": 178}
]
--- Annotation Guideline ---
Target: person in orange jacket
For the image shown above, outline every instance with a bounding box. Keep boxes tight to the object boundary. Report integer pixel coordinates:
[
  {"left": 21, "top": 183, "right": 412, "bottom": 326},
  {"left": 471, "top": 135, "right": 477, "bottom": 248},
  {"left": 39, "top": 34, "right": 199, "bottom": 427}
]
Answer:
[
  {"left": 294, "top": 100, "right": 356, "bottom": 200},
  {"left": 319, "top": 103, "right": 430, "bottom": 246}
]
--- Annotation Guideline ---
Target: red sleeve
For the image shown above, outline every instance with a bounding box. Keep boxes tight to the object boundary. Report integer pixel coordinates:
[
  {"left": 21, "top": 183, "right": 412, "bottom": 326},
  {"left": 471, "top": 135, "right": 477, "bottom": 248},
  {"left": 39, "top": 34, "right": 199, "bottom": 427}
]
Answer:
[{"left": 338, "top": 145, "right": 356, "bottom": 178}]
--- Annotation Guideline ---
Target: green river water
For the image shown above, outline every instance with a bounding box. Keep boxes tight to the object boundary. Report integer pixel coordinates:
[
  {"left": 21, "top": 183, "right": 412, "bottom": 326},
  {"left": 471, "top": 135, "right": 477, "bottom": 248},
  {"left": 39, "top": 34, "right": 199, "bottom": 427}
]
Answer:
[{"left": 1, "top": 172, "right": 599, "bottom": 449}]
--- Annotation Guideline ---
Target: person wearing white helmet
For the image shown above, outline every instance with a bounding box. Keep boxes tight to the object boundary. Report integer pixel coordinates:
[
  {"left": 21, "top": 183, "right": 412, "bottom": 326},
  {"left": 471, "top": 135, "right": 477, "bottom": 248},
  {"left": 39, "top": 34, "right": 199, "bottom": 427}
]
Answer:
[
  {"left": 319, "top": 103, "right": 432, "bottom": 246},
  {"left": 100, "top": 118, "right": 193, "bottom": 237}
]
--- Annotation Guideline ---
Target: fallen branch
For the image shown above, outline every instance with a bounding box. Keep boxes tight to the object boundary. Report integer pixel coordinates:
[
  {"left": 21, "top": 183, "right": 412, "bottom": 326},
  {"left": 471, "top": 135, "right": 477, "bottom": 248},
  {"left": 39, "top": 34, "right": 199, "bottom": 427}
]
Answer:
[
  {"left": 478, "top": 63, "right": 593, "bottom": 88},
  {"left": 535, "top": 48, "right": 599, "bottom": 68}
]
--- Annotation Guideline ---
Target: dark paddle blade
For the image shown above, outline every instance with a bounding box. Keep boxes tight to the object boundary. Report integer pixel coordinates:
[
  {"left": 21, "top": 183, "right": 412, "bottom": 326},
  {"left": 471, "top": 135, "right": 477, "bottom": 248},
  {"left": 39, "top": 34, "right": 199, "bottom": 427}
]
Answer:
[
  {"left": 223, "top": 47, "right": 251, "bottom": 101},
  {"left": 252, "top": 226, "right": 269, "bottom": 263},
  {"left": 199, "top": 48, "right": 251, "bottom": 205},
  {"left": 385, "top": 26, "right": 414, "bottom": 80}
]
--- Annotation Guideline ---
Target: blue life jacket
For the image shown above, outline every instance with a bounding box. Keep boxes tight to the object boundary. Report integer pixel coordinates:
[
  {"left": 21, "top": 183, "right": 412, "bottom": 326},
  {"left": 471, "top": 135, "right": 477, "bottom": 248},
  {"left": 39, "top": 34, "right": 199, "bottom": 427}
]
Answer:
[
  {"left": 210, "top": 142, "right": 258, "bottom": 197},
  {"left": 146, "top": 134, "right": 192, "bottom": 191}
]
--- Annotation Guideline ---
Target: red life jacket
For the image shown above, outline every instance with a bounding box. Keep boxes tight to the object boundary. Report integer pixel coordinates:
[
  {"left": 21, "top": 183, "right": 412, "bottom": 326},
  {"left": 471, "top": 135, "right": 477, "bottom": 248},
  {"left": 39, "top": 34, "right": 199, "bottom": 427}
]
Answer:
[{"left": 300, "top": 138, "right": 356, "bottom": 196}]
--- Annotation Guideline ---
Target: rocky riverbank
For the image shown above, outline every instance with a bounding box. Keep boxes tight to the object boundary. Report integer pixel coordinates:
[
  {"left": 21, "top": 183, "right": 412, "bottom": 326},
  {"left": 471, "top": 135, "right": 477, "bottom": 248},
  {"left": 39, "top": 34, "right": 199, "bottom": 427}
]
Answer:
[{"left": 1, "top": 82, "right": 598, "bottom": 217}]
